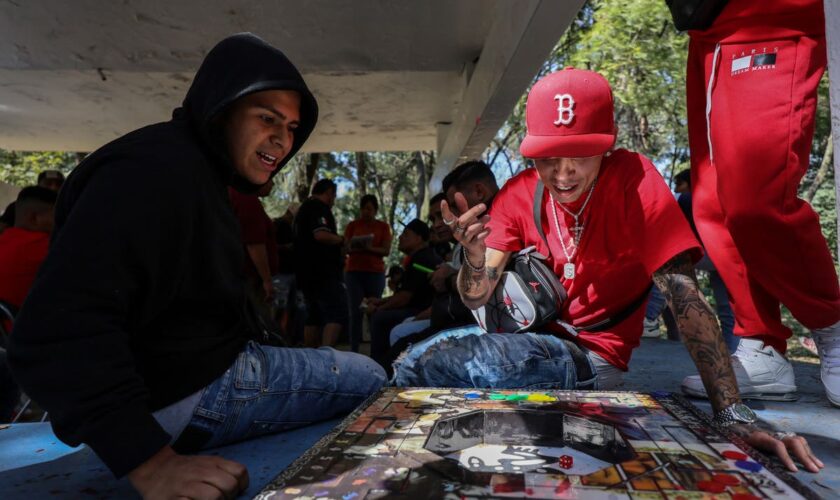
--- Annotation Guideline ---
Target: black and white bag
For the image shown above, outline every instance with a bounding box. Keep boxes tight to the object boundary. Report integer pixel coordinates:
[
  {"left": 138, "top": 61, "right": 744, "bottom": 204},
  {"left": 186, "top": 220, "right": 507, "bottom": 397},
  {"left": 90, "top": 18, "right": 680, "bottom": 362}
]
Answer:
[
  {"left": 472, "top": 181, "right": 567, "bottom": 333},
  {"left": 472, "top": 245, "right": 567, "bottom": 333}
]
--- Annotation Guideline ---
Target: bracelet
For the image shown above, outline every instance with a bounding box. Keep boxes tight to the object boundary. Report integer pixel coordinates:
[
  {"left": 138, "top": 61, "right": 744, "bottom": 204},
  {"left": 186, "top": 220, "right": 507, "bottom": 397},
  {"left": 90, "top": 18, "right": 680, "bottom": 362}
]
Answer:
[{"left": 462, "top": 247, "right": 486, "bottom": 273}]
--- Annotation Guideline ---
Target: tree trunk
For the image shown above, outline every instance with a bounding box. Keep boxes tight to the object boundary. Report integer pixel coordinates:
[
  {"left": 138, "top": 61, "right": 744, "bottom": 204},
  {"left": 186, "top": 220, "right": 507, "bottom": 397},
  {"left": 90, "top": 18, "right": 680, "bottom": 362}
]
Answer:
[
  {"left": 355, "top": 152, "right": 368, "bottom": 196},
  {"left": 805, "top": 135, "right": 833, "bottom": 202},
  {"left": 298, "top": 153, "right": 320, "bottom": 201},
  {"left": 388, "top": 180, "right": 403, "bottom": 230},
  {"left": 414, "top": 151, "right": 427, "bottom": 220}
]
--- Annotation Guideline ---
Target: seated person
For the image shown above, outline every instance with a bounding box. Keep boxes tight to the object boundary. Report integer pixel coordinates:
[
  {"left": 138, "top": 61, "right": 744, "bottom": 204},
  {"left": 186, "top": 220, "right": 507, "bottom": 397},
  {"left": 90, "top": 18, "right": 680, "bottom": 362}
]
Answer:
[
  {"left": 392, "top": 68, "right": 821, "bottom": 473},
  {"left": 387, "top": 162, "right": 501, "bottom": 354},
  {"left": 8, "top": 34, "right": 386, "bottom": 499},
  {"left": 0, "top": 186, "right": 56, "bottom": 310},
  {"left": 367, "top": 219, "right": 441, "bottom": 366},
  {"left": 386, "top": 265, "right": 403, "bottom": 294}
]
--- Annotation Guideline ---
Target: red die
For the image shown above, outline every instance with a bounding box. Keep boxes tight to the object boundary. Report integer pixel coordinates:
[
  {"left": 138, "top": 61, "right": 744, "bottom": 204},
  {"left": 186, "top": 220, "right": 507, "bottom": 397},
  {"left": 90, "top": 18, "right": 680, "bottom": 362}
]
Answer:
[{"left": 559, "top": 455, "right": 573, "bottom": 469}]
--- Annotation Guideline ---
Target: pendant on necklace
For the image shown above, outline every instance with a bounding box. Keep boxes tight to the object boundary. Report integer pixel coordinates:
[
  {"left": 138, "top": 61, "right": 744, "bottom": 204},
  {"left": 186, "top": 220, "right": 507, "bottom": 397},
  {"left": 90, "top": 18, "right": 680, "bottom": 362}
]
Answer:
[
  {"left": 563, "top": 262, "right": 575, "bottom": 280},
  {"left": 571, "top": 224, "right": 583, "bottom": 245}
]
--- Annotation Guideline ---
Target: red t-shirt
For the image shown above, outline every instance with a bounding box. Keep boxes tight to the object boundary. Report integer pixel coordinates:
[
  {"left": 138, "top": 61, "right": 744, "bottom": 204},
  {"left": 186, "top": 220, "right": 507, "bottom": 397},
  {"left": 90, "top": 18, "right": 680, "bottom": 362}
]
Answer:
[
  {"left": 344, "top": 219, "right": 391, "bottom": 274},
  {"left": 0, "top": 227, "right": 51, "bottom": 308},
  {"left": 228, "top": 189, "right": 279, "bottom": 277},
  {"left": 485, "top": 149, "right": 701, "bottom": 370}
]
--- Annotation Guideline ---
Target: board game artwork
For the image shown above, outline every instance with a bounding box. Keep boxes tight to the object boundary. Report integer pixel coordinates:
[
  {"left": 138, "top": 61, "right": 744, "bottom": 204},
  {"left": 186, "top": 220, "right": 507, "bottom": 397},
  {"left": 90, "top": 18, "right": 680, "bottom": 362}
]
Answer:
[{"left": 255, "top": 388, "right": 817, "bottom": 499}]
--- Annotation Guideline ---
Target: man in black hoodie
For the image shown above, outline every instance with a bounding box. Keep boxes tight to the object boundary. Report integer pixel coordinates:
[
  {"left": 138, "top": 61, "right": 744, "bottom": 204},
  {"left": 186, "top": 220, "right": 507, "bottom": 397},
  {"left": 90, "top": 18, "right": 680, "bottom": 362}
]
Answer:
[{"left": 8, "top": 34, "right": 386, "bottom": 499}]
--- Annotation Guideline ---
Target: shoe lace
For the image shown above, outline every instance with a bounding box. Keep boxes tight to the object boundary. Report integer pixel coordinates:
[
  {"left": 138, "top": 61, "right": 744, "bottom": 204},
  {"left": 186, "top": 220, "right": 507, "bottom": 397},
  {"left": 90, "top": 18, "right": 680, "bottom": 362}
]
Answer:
[{"left": 814, "top": 332, "right": 840, "bottom": 373}]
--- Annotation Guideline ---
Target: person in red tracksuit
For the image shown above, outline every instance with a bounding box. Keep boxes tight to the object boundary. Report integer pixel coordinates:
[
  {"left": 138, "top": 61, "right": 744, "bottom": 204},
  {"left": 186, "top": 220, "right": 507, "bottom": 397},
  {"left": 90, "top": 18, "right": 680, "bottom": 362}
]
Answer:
[{"left": 679, "top": 0, "right": 840, "bottom": 406}]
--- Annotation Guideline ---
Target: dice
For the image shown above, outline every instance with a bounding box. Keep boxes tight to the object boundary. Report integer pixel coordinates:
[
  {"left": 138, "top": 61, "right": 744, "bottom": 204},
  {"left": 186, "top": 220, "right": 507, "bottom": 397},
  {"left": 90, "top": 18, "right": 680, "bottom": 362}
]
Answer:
[{"left": 559, "top": 454, "right": 573, "bottom": 469}]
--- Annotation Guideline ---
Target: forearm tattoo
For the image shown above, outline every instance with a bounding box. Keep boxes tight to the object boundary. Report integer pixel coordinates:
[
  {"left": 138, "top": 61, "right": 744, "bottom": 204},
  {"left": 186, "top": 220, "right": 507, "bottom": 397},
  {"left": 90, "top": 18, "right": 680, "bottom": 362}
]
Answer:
[
  {"left": 652, "top": 252, "right": 740, "bottom": 413},
  {"left": 458, "top": 265, "right": 499, "bottom": 308}
]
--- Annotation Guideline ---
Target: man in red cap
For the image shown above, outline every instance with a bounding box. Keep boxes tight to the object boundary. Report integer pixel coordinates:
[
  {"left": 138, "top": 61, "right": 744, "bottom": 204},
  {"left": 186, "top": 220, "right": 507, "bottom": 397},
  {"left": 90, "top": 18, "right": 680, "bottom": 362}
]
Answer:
[
  {"left": 676, "top": 0, "right": 840, "bottom": 407},
  {"left": 393, "top": 68, "right": 822, "bottom": 473}
]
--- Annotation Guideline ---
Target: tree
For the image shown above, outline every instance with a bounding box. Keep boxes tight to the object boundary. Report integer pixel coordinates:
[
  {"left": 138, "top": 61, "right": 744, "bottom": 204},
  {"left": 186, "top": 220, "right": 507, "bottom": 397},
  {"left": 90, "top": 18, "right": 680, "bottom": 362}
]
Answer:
[{"left": 0, "top": 151, "right": 79, "bottom": 186}]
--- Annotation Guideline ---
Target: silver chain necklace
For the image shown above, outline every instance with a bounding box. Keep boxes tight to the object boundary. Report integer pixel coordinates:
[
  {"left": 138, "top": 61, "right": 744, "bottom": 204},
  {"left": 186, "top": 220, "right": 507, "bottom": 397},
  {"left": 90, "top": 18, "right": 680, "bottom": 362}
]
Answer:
[{"left": 549, "top": 178, "right": 597, "bottom": 280}]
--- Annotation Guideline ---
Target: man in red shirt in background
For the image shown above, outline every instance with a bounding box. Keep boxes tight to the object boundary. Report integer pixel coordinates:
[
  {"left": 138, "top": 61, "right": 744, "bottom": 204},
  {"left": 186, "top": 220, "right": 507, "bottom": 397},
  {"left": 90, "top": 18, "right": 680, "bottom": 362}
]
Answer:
[
  {"left": 676, "top": 0, "right": 840, "bottom": 407},
  {"left": 229, "top": 179, "right": 279, "bottom": 307},
  {"left": 393, "top": 68, "right": 822, "bottom": 473},
  {"left": 0, "top": 186, "right": 57, "bottom": 311}
]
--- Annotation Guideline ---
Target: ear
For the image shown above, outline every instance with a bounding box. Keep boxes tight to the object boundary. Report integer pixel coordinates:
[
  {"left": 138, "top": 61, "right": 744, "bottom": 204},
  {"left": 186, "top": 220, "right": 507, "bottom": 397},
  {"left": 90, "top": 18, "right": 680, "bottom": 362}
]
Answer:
[{"left": 473, "top": 182, "right": 488, "bottom": 201}]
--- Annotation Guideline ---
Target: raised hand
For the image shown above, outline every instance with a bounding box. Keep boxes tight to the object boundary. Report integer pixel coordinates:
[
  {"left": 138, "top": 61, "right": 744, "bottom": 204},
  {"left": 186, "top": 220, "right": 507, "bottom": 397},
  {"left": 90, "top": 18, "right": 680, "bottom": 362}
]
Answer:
[{"left": 440, "top": 192, "right": 491, "bottom": 268}]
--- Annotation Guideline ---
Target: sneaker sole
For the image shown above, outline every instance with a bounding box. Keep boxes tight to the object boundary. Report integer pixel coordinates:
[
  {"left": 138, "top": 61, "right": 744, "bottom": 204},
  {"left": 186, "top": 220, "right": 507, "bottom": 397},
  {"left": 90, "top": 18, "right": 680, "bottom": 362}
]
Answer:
[{"left": 681, "top": 384, "right": 799, "bottom": 402}]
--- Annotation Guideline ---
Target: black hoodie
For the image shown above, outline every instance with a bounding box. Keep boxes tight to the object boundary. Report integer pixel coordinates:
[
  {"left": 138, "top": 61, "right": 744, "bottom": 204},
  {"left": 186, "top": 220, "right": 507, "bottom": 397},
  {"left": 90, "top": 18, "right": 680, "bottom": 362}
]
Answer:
[{"left": 8, "top": 33, "right": 318, "bottom": 477}]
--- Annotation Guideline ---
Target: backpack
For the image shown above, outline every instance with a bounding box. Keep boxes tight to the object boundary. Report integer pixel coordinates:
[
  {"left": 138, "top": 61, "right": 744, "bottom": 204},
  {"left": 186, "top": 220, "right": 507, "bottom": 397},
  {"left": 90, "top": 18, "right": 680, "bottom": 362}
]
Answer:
[{"left": 665, "top": 0, "right": 729, "bottom": 31}]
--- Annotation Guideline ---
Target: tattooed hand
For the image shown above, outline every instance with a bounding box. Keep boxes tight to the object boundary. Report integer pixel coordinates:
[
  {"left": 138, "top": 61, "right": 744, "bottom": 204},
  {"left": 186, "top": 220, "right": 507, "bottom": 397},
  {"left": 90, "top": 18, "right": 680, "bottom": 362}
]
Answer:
[{"left": 442, "top": 192, "right": 509, "bottom": 308}]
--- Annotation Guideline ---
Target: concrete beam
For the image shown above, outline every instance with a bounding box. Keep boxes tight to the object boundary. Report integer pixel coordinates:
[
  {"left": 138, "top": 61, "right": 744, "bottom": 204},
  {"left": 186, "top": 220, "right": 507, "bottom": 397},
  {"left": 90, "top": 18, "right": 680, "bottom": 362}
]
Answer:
[{"left": 431, "top": 0, "right": 584, "bottom": 191}]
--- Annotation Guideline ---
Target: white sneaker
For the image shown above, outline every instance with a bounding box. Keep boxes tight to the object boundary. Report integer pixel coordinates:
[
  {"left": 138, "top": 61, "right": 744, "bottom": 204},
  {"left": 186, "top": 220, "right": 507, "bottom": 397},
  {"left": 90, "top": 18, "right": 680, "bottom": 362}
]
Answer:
[
  {"left": 681, "top": 338, "right": 798, "bottom": 401},
  {"left": 642, "top": 317, "right": 661, "bottom": 338},
  {"left": 811, "top": 320, "right": 840, "bottom": 407}
]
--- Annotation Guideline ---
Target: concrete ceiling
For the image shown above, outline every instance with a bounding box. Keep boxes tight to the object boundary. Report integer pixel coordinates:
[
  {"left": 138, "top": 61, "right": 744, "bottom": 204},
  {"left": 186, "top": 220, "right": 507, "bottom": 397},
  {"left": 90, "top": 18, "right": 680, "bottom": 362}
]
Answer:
[{"left": 0, "top": 0, "right": 583, "bottom": 180}]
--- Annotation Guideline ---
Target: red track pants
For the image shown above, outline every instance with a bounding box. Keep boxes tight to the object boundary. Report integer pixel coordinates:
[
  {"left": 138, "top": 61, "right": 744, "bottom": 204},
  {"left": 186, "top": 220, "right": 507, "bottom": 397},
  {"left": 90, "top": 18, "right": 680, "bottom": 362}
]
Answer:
[{"left": 687, "top": 34, "right": 840, "bottom": 353}]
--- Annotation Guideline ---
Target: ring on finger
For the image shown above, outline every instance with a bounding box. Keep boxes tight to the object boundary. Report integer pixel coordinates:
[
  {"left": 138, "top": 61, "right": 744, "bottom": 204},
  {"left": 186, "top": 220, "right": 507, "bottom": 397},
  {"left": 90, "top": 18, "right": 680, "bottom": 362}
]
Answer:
[
  {"left": 773, "top": 431, "right": 797, "bottom": 440},
  {"left": 443, "top": 217, "right": 457, "bottom": 226}
]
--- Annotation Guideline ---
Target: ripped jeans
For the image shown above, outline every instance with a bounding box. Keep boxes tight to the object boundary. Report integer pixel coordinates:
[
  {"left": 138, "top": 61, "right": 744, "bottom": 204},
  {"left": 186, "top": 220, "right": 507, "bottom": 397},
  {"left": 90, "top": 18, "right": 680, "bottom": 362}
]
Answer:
[
  {"left": 391, "top": 326, "right": 598, "bottom": 390},
  {"left": 172, "top": 341, "right": 386, "bottom": 451}
]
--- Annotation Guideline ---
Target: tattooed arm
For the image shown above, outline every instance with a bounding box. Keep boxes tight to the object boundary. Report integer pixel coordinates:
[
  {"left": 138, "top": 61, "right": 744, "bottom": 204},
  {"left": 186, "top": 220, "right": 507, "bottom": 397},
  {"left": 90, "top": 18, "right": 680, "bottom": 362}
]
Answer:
[
  {"left": 655, "top": 251, "right": 824, "bottom": 472},
  {"left": 458, "top": 248, "right": 510, "bottom": 310},
  {"left": 652, "top": 251, "right": 739, "bottom": 413}
]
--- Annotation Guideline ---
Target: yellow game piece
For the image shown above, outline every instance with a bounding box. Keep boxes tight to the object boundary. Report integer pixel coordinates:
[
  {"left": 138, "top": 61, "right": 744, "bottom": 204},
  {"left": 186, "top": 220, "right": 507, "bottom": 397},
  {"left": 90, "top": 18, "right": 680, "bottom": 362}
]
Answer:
[{"left": 526, "top": 393, "right": 558, "bottom": 402}]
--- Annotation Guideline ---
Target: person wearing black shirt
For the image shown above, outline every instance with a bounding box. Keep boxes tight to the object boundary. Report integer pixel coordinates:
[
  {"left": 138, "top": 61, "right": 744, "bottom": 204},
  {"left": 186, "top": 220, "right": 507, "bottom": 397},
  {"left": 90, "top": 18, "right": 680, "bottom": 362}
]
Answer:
[
  {"left": 366, "top": 219, "right": 441, "bottom": 366},
  {"left": 7, "top": 34, "right": 385, "bottom": 499},
  {"left": 273, "top": 202, "right": 300, "bottom": 341},
  {"left": 294, "top": 178, "right": 349, "bottom": 347}
]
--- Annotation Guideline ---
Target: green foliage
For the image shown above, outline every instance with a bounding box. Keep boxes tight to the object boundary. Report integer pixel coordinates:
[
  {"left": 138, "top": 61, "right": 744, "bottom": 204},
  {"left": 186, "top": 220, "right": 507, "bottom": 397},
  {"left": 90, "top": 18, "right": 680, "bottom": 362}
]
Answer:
[
  {"left": 263, "top": 151, "right": 434, "bottom": 269},
  {"left": 485, "top": 0, "right": 690, "bottom": 184},
  {"left": 0, "top": 150, "right": 79, "bottom": 186}
]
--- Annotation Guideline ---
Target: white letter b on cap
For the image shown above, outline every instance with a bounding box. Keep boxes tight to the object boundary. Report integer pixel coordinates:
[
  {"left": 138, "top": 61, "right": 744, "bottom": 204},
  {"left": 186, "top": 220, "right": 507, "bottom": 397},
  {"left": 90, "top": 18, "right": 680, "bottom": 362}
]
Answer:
[{"left": 554, "top": 94, "right": 575, "bottom": 126}]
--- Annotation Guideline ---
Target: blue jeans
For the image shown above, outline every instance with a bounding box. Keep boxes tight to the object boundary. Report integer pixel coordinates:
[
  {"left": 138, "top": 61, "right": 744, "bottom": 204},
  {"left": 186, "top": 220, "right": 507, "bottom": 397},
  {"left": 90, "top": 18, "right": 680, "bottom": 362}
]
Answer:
[
  {"left": 392, "top": 326, "right": 597, "bottom": 390},
  {"left": 390, "top": 318, "right": 431, "bottom": 346},
  {"left": 709, "top": 270, "right": 737, "bottom": 352},
  {"left": 645, "top": 286, "right": 667, "bottom": 321},
  {"left": 345, "top": 271, "right": 386, "bottom": 352},
  {"left": 644, "top": 273, "right": 737, "bottom": 352},
  {"left": 182, "top": 341, "right": 386, "bottom": 449}
]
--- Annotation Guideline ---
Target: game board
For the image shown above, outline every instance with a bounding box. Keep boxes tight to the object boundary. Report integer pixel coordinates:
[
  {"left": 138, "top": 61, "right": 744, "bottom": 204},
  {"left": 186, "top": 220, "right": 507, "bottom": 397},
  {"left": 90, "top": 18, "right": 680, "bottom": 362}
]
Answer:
[{"left": 255, "top": 388, "right": 817, "bottom": 499}]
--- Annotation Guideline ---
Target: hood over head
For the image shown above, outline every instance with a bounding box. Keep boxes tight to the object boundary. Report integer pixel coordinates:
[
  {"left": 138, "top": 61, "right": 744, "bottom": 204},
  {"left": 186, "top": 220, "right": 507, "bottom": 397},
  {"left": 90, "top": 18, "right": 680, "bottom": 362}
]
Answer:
[{"left": 176, "top": 33, "right": 318, "bottom": 192}]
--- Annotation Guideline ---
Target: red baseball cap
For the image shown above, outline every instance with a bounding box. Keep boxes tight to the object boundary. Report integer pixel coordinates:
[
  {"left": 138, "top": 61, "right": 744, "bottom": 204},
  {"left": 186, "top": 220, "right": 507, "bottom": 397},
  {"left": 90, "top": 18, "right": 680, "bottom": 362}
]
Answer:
[{"left": 520, "top": 68, "right": 616, "bottom": 159}]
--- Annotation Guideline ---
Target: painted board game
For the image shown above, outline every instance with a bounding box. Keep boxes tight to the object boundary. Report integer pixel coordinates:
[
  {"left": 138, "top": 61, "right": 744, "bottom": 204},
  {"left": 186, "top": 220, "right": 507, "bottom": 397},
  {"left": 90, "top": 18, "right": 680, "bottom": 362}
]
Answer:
[{"left": 255, "top": 388, "right": 817, "bottom": 499}]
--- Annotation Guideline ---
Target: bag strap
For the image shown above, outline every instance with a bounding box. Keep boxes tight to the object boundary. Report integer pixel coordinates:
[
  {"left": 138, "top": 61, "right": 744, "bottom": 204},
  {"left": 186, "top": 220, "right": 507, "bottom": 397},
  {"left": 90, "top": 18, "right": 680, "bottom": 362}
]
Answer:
[
  {"left": 575, "top": 283, "right": 653, "bottom": 333},
  {"left": 533, "top": 180, "right": 549, "bottom": 250},
  {"left": 533, "top": 178, "right": 651, "bottom": 335}
]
